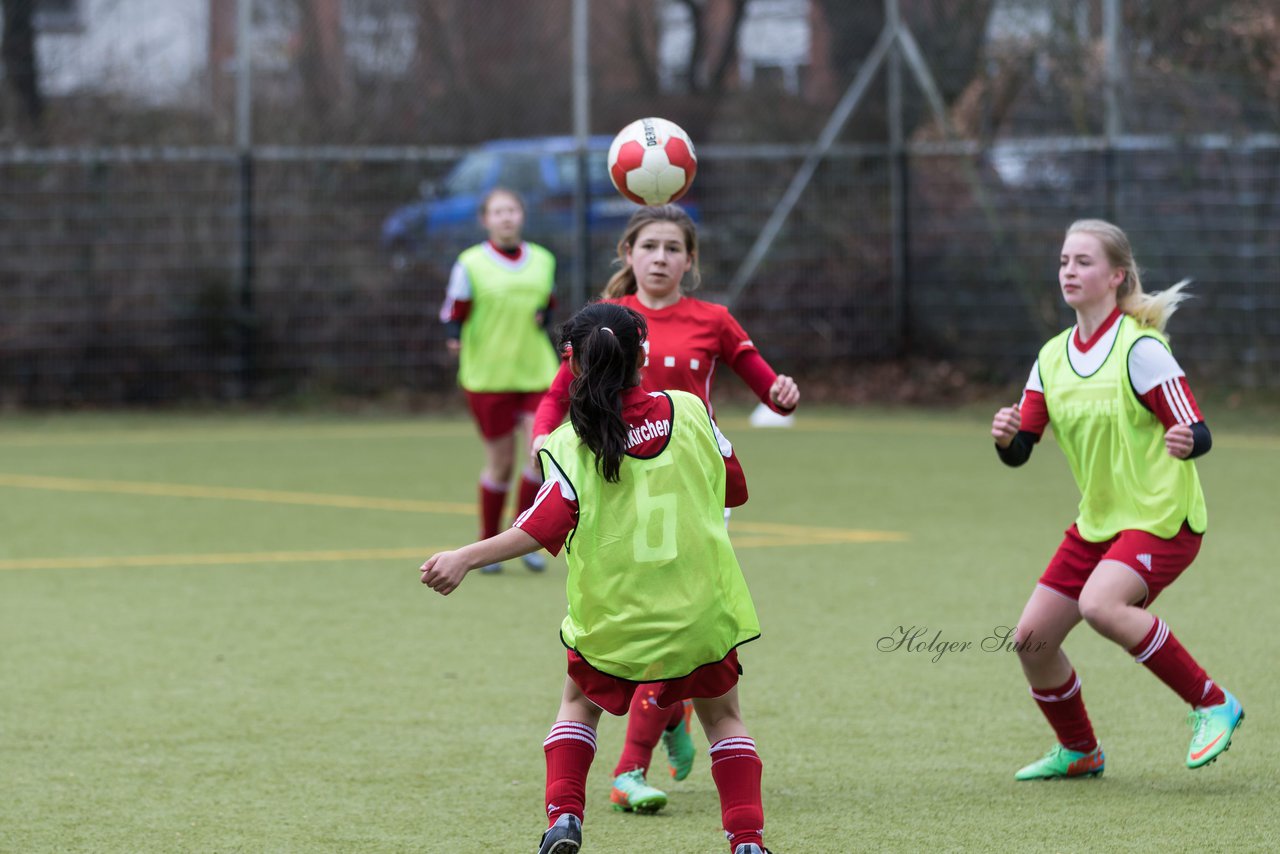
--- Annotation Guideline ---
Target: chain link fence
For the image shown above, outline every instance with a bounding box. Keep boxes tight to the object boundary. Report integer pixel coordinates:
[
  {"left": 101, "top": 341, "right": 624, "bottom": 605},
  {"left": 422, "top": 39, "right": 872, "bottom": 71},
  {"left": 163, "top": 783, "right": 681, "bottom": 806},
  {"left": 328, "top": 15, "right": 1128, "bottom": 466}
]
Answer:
[{"left": 1, "top": 0, "right": 1277, "bottom": 405}]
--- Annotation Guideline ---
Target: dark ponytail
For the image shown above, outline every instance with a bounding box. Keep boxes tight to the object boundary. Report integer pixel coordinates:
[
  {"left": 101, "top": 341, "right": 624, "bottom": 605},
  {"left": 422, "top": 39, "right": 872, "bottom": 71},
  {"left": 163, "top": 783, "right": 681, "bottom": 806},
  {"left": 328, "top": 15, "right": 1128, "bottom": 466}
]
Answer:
[{"left": 558, "top": 303, "right": 647, "bottom": 482}]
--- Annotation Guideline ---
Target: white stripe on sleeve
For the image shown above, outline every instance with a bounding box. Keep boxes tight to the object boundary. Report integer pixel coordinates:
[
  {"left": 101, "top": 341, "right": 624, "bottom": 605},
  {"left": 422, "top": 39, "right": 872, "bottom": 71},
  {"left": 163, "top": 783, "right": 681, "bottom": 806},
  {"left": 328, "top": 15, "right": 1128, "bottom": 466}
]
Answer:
[{"left": 1161, "top": 378, "right": 1195, "bottom": 425}]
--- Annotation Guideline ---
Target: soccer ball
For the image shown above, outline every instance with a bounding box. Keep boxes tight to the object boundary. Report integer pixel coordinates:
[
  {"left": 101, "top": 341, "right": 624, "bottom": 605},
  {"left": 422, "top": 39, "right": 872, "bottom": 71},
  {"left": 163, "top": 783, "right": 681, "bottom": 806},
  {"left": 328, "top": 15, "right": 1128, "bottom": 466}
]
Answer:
[{"left": 607, "top": 117, "right": 697, "bottom": 206}]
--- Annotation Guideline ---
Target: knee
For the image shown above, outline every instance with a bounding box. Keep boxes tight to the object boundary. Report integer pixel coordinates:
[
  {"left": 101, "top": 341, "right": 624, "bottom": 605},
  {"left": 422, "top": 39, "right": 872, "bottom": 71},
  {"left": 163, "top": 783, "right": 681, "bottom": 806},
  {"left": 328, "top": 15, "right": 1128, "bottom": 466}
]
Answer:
[
  {"left": 1077, "top": 594, "right": 1118, "bottom": 634},
  {"left": 1014, "top": 625, "right": 1058, "bottom": 665}
]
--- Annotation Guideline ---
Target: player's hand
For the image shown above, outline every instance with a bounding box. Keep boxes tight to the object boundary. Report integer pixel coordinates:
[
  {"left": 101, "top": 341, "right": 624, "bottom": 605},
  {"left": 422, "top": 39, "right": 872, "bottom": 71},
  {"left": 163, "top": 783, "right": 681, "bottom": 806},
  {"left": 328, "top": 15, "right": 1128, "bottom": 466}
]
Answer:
[
  {"left": 446, "top": 339, "right": 461, "bottom": 357},
  {"left": 420, "top": 550, "right": 470, "bottom": 596},
  {"left": 529, "top": 433, "right": 549, "bottom": 468},
  {"left": 991, "top": 405, "right": 1021, "bottom": 448},
  {"left": 770, "top": 375, "right": 800, "bottom": 410},
  {"left": 1164, "top": 423, "right": 1194, "bottom": 459}
]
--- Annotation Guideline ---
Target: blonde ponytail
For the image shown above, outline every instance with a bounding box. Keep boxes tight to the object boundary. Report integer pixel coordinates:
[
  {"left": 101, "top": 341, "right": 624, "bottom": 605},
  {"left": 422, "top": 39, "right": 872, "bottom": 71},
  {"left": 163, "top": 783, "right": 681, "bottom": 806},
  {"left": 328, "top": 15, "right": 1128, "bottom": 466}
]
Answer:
[
  {"left": 1066, "top": 219, "right": 1191, "bottom": 334},
  {"left": 1120, "top": 278, "right": 1193, "bottom": 333}
]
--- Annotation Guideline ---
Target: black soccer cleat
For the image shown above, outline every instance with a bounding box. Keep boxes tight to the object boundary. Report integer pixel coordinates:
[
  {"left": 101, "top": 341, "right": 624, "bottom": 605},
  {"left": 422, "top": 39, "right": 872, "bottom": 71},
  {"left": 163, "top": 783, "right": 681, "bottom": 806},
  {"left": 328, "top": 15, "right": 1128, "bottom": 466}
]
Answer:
[{"left": 537, "top": 814, "right": 582, "bottom": 854}]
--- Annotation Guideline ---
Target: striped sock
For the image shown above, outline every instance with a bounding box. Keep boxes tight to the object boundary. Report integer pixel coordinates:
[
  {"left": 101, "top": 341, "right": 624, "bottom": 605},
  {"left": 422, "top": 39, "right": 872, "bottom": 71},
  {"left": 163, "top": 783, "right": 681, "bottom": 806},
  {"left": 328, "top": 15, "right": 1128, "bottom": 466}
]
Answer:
[
  {"left": 709, "top": 736, "right": 764, "bottom": 851},
  {"left": 1129, "top": 617, "right": 1226, "bottom": 708},
  {"left": 543, "top": 721, "right": 597, "bottom": 828},
  {"left": 1029, "top": 670, "right": 1098, "bottom": 753}
]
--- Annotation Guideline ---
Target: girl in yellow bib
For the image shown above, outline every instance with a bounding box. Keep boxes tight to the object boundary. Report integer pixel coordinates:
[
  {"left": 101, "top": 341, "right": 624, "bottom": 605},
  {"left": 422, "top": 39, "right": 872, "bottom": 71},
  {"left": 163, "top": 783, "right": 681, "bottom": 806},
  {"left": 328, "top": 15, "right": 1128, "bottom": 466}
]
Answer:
[
  {"left": 420, "top": 302, "right": 772, "bottom": 854},
  {"left": 991, "top": 219, "right": 1243, "bottom": 781},
  {"left": 439, "top": 188, "right": 560, "bottom": 573}
]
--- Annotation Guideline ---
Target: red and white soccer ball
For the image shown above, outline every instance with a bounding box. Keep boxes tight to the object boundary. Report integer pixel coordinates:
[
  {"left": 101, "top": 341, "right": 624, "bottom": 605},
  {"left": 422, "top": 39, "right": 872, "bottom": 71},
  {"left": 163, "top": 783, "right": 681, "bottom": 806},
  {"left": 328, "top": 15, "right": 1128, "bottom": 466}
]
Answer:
[{"left": 607, "top": 117, "right": 697, "bottom": 206}]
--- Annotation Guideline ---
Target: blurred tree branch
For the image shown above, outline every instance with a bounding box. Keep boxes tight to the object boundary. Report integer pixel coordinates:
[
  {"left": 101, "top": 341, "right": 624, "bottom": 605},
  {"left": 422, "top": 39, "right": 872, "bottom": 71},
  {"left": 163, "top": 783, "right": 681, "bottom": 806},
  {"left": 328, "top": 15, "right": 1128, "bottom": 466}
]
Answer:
[{"left": 0, "top": 0, "right": 43, "bottom": 125}]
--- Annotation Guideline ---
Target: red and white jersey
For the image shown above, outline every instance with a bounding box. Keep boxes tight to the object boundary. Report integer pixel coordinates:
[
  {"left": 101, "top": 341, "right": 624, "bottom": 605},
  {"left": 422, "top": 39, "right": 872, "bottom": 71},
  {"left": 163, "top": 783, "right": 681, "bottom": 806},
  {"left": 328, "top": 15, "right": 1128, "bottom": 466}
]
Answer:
[
  {"left": 533, "top": 293, "right": 785, "bottom": 437},
  {"left": 517, "top": 386, "right": 747, "bottom": 555},
  {"left": 1018, "top": 307, "right": 1204, "bottom": 436},
  {"left": 616, "top": 293, "right": 756, "bottom": 405}
]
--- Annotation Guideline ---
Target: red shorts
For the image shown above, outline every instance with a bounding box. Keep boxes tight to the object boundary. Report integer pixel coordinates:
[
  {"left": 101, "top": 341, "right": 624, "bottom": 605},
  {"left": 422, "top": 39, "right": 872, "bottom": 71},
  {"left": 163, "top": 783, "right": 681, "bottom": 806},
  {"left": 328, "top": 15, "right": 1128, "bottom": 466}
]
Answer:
[
  {"left": 464, "top": 390, "right": 545, "bottom": 440},
  {"left": 1039, "top": 522, "right": 1203, "bottom": 607},
  {"left": 566, "top": 648, "right": 742, "bottom": 717}
]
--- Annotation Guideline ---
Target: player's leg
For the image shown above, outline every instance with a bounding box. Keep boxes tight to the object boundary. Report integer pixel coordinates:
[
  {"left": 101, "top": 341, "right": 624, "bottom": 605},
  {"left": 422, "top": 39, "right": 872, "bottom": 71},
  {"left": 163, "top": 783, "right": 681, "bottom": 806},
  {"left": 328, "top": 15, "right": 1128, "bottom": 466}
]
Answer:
[
  {"left": 1012, "top": 585, "right": 1104, "bottom": 779},
  {"left": 465, "top": 392, "right": 517, "bottom": 572},
  {"left": 610, "top": 689, "right": 670, "bottom": 814},
  {"left": 476, "top": 430, "right": 514, "bottom": 571},
  {"left": 539, "top": 677, "right": 603, "bottom": 853},
  {"left": 693, "top": 688, "right": 765, "bottom": 854},
  {"left": 1084, "top": 532, "right": 1243, "bottom": 768},
  {"left": 516, "top": 405, "right": 548, "bottom": 572}
]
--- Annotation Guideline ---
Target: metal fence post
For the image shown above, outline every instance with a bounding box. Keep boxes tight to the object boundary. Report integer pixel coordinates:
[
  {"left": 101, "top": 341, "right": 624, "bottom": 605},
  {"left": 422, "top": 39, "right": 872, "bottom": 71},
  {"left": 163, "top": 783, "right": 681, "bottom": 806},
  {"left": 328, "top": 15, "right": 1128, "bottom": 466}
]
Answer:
[
  {"left": 887, "top": 0, "right": 909, "bottom": 356},
  {"left": 570, "top": 0, "right": 590, "bottom": 313},
  {"left": 236, "top": 0, "right": 256, "bottom": 396}
]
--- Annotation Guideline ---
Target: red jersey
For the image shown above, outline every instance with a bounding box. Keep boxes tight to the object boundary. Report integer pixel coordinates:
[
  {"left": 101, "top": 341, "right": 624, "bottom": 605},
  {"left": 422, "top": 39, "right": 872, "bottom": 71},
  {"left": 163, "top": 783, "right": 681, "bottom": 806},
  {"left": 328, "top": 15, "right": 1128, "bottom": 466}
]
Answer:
[{"left": 533, "top": 293, "right": 786, "bottom": 437}]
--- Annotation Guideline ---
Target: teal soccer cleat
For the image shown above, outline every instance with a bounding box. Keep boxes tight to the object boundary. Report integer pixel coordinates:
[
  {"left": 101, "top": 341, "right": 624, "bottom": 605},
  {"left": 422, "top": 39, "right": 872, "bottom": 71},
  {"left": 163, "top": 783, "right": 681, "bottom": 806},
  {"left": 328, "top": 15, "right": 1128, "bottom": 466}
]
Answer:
[
  {"left": 1014, "top": 743, "right": 1105, "bottom": 780},
  {"left": 1187, "top": 690, "right": 1244, "bottom": 769}
]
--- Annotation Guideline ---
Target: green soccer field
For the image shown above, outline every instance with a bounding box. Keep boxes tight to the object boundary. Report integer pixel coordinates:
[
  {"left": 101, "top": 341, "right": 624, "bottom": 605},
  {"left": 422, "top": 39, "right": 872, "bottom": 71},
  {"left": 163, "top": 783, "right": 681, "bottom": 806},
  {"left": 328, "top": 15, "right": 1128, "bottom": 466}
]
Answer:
[{"left": 1, "top": 407, "right": 1276, "bottom": 853}]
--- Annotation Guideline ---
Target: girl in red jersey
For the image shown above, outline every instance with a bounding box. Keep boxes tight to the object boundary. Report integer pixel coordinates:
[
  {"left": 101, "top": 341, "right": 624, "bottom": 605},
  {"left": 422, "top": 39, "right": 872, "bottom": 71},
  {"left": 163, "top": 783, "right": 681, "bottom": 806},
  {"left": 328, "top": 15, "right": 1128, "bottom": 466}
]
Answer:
[
  {"left": 530, "top": 205, "right": 799, "bottom": 814},
  {"left": 421, "top": 302, "right": 773, "bottom": 854},
  {"left": 440, "top": 188, "right": 559, "bottom": 573},
  {"left": 992, "top": 219, "right": 1243, "bottom": 781}
]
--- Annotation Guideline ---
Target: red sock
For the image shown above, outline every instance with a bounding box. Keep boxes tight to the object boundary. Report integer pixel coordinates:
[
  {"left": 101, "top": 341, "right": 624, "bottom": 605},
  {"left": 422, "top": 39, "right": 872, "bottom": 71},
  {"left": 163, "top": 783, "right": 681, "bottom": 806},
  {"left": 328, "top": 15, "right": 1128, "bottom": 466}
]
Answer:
[
  {"left": 516, "top": 468, "right": 542, "bottom": 517},
  {"left": 709, "top": 736, "right": 764, "bottom": 851},
  {"left": 1129, "top": 617, "right": 1226, "bottom": 708},
  {"left": 1029, "top": 671, "right": 1097, "bottom": 753},
  {"left": 478, "top": 477, "right": 507, "bottom": 540},
  {"left": 612, "top": 687, "right": 668, "bottom": 777},
  {"left": 544, "top": 721, "right": 596, "bottom": 827}
]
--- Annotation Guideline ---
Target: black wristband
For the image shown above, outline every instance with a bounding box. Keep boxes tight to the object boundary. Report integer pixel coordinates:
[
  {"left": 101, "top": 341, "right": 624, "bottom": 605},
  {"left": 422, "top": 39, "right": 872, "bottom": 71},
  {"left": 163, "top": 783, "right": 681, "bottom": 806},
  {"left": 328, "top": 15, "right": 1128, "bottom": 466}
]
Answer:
[
  {"left": 995, "top": 431, "right": 1037, "bottom": 467},
  {"left": 1187, "top": 421, "right": 1212, "bottom": 459}
]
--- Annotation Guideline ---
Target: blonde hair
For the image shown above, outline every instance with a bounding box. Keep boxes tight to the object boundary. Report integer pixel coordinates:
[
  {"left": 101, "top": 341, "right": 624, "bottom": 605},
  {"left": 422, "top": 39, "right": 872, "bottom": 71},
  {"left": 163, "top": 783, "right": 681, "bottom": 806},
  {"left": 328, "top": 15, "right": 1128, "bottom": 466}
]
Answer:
[
  {"left": 602, "top": 205, "right": 701, "bottom": 298},
  {"left": 1066, "top": 218, "right": 1191, "bottom": 333}
]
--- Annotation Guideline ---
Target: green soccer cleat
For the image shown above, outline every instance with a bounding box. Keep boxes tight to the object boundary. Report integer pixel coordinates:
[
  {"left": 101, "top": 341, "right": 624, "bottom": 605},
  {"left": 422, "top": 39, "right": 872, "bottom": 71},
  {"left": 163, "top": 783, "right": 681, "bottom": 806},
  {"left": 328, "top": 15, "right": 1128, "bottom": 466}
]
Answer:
[
  {"left": 1014, "top": 743, "right": 1105, "bottom": 781},
  {"left": 1186, "top": 690, "right": 1244, "bottom": 769},
  {"left": 662, "top": 700, "right": 696, "bottom": 781},
  {"left": 609, "top": 769, "right": 668, "bottom": 814}
]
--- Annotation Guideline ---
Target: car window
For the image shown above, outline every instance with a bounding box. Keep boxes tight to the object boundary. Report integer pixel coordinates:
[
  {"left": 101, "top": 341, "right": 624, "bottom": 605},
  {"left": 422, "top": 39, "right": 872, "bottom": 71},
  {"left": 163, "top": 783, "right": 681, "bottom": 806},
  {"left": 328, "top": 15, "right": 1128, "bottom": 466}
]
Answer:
[
  {"left": 554, "top": 150, "right": 613, "bottom": 192},
  {"left": 444, "top": 152, "right": 498, "bottom": 195},
  {"left": 496, "top": 154, "right": 544, "bottom": 194}
]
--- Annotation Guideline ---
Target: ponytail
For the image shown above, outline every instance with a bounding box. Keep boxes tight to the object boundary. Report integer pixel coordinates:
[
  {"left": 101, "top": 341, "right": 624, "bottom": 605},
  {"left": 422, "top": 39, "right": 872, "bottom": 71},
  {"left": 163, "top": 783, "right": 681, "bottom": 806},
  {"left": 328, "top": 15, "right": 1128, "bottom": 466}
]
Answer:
[
  {"left": 558, "top": 303, "right": 648, "bottom": 482},
  {"left": 1067, "top": 218, "right": 1192, "bottom": 334},
  {"left": 1120, "top": 278, "right": 1193, "bottom": 334}
]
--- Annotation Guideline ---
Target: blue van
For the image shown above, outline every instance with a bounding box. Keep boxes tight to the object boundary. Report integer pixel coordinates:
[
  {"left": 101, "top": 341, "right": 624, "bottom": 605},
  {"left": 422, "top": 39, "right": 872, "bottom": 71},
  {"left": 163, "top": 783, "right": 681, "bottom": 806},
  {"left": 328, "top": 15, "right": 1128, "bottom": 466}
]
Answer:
[{"left": 380, "top": 136, "right": 699, "bottom": 269}]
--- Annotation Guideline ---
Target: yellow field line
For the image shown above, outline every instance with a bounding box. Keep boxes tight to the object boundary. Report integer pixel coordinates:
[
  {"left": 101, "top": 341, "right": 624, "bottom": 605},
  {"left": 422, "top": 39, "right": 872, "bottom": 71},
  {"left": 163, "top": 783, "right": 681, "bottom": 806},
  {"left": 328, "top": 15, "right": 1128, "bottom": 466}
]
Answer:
[
  {"left": 0, "top": 423, "right": 471, "bottom": 448},
  {"left": 731, "top": 521, "right": 907, "bottom": 543},
  {"left": 0, "top": 529, "right": 887, "bottom": 571},
  {"left": 0, "top": 471, "right": 904, "bottom": 542},
  {"left": 0, "top": 546, "right": 433, "bottom": 572},
  {"left": 0, "top": 473, "right": 474, "bottom": 515}
]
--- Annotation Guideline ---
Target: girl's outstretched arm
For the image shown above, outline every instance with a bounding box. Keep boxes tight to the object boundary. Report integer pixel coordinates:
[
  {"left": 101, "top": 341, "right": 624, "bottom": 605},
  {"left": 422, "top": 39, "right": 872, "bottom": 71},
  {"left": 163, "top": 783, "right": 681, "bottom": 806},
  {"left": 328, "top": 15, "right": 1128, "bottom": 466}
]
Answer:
[{"left": 420, "top": 528, "right": 541, "bottom": 595}]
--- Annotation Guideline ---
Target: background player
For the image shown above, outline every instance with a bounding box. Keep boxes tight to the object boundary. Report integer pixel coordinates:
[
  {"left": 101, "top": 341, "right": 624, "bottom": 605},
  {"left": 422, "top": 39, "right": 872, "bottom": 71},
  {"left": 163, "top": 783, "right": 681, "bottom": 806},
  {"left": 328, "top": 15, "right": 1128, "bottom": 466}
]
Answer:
[
  {"left": 530, "top": 204, "right": 798, "bottom": 813},
  {"left": 991, "top": 218, "right": 1243, "bottom": 780},
  {"left": 440, "top": 187, "right": 558, "bottom": 573},
  {"left": 421, "top": 302, "right": 773, "bottom": 854}
]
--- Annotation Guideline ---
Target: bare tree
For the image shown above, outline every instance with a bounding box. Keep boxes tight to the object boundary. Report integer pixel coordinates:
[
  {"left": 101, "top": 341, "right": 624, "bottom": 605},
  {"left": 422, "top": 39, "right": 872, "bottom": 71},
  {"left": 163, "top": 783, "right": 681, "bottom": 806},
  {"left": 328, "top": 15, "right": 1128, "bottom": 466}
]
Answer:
[{"left": 0, "top": 0, "right": 42, "bottom": 125}]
